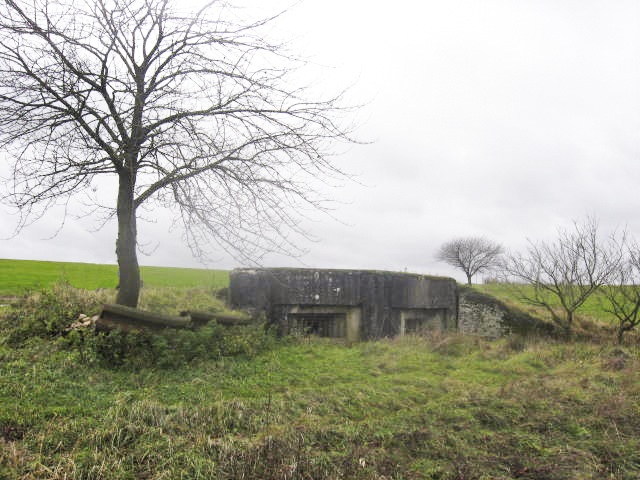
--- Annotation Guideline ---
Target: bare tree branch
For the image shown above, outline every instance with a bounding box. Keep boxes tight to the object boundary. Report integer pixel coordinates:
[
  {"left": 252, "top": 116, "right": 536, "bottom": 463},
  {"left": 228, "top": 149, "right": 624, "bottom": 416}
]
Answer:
[
  {"left": 501, "top": 217, "right": 623, "bottom": 335},
  {"left": 600, "top": 239, "right": 640, "bottom": 343},
  {"left": 0, "top": 0, "right": 358, "bottom": 306}
]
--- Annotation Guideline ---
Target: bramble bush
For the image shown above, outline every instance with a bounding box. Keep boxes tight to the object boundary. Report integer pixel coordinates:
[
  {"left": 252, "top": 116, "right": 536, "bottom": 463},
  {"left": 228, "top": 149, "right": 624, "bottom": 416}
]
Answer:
[
  {"left": 61, "top": 320, "right": 278, "bottom": 368},
  {"left": 2, "top": 282, "right": 278, "bottom": 368},
  {"left": 2, "top": 281, "right": 110, "bottom": 345}
]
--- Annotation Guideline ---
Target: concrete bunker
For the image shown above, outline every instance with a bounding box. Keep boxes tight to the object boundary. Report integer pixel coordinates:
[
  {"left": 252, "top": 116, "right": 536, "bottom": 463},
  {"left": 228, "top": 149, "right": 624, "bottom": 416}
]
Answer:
[{"left": 230, "top": 268, "right": 458, "bottom": 341}]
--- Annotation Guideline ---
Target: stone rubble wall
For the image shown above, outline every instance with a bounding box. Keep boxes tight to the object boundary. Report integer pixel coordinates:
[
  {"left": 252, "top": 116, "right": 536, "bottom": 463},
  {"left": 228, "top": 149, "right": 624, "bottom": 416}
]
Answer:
[
  {"left": 458, "top": 291, "right": 511, "bottom": 338},
  {"left": 457, "top": 287, "right": 554, "bottom": 338}
]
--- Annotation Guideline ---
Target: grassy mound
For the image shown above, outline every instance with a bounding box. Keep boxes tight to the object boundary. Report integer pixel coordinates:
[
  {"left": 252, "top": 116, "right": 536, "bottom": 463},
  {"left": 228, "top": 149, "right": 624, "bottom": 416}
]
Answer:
[
  {"left": 459, "top": 285, "right": 556, "bottom": 337},
  {"left": 474, "top": 282, "right": 633, "bottom": 342}
]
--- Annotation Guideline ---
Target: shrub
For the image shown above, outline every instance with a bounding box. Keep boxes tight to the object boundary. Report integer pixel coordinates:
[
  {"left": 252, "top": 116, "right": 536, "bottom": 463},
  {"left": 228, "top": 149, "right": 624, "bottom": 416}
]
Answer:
[
  {"left": 2, "top": 281, "right": 111, "bottom": 345},
  {"left": 60, "top": 320, "right": 278, "bottom": 368},
  {"left": 2, "top": 282, "right": 277, "bottom": 368}
]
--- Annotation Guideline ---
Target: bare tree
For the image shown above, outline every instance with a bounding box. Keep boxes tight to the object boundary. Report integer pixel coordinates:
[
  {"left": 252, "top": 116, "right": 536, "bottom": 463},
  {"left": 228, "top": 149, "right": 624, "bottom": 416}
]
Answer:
[
  {"left": 436, "top": 236, "right": 503, "bottom": 285},
  {"left": 601, "top": 240, "right": 640, "bottom": 344},
  {"left": 0, "top": 0, "right": 355, "bottom": 307},
  {"left": 502, "top": 217, "right": 622, "bottom": 335}
]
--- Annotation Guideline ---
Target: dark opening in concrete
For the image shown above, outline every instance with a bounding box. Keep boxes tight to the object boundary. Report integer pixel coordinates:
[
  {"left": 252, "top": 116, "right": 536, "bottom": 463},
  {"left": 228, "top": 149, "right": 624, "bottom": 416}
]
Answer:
[
  {"left": 400, "top": 308, "right": 448, "bottom": 334},
  {"left": 289, "top": 312, "right": 346, "bottom": 338}
]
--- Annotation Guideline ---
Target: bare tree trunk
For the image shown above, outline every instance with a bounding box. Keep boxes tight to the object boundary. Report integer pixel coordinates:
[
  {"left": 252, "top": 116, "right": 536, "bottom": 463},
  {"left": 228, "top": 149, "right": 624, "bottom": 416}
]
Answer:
[
  {"left": 115, "top": 172, "right": 140, "bottom": 307},
  {"left": 565, "top": 310, "right": 574, "bottom": 337},
  {"left": 466, "top": 273, "right": 472, "bottom": 285},
  {"left": 616, "top": 324, "right": 635, "bottom": 344}
]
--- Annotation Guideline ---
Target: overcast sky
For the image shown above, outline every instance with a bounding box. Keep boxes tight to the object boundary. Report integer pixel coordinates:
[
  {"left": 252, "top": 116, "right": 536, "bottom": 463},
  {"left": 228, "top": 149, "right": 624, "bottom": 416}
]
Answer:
[{"left": 2, "top": 0, "right": 640, "bottom": 283}]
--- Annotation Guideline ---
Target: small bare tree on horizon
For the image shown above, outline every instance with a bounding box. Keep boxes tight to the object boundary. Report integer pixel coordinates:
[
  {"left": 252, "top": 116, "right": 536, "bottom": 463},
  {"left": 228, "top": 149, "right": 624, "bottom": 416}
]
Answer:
[
  {"left": 436, "top": 236, "right": 504, "bottom": 285},
  {"left": 0, "top": 0, "right": 357, "bottom": 307}
]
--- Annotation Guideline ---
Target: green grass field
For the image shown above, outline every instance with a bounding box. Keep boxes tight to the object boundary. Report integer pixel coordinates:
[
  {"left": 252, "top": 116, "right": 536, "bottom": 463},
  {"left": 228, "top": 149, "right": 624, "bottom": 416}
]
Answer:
[
  {"left": 0, "top": 259, "right": 229, "bottom": 296},
  {"left": 475, "top": 282, "right": 617, "bottom": 325},
  {"left": 0, "top": 258, "right": 626, "bottom": 329},
  {"left": 0, "top": 265, "right": 639, "bottom": 478},
  {"left": 0, "top": 258, "right": 630, "bottom": 335},
  {"left": 1, "top": 330, "right": 638, "bottom": 478}
]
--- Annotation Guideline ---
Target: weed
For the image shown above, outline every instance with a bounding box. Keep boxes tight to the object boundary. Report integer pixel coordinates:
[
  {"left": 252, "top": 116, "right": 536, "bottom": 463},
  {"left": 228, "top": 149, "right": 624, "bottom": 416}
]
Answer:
[
  {"left": 2, "top": 282, "right": 111, "bottom": 345},
  {"left": 60, "top": 321, "right": 279, "bottom": 368},
  {"left": 504, "top": 334, "right": 527, "bottom": 352}
]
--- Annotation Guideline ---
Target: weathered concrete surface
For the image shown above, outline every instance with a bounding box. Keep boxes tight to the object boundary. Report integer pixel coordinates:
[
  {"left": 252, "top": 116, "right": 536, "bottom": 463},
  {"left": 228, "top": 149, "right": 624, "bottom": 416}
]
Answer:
[{"left": 230, "top": 268, "right": 458, "bottom": 340}]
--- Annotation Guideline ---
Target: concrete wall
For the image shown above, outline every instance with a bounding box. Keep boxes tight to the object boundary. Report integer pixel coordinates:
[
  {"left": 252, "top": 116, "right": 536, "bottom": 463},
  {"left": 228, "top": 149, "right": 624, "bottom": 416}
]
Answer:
[{"left": 230, "top": 268, "right": 458, "bottom": 340}]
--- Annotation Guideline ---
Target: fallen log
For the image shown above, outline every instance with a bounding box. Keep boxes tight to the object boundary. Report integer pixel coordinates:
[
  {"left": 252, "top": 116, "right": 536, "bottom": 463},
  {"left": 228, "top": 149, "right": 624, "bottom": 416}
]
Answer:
[
  {"left": 96, "top": 303, "right": 191, "bottom": 333},
  {"left": 96, "top": 304, "right": 254, "bottom": 334},
  {"left": 186, "top": 311, "right": 253, "bottom": 328}
]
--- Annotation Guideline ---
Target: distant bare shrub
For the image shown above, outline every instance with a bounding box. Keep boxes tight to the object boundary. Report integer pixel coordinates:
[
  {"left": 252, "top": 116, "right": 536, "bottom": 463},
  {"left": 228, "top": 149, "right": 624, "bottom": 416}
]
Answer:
[{"left": 482, "top": 276, "right": 502, "bottom": 284}]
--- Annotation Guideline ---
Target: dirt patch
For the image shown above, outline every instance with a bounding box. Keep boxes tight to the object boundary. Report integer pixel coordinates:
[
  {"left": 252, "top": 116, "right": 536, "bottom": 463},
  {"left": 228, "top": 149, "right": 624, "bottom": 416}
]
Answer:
[
  {"left": 604, "top": 348, "right": 630, "bottom": 371},
  {"left": 1, "top": 421, "right": 26, "bottom": 441}
]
